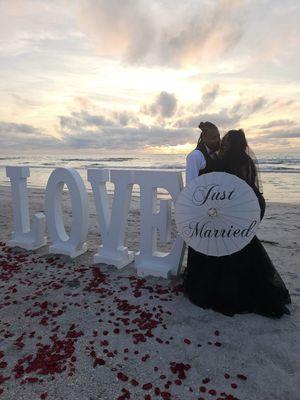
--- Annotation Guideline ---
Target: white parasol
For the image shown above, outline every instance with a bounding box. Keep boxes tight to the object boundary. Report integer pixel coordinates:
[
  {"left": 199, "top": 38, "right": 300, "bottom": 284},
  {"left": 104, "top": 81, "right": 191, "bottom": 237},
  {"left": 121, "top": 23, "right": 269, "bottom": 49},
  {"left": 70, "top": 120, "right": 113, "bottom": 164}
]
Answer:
[{"left": 175, "top": 172, "right": 261, "bottom": 256}]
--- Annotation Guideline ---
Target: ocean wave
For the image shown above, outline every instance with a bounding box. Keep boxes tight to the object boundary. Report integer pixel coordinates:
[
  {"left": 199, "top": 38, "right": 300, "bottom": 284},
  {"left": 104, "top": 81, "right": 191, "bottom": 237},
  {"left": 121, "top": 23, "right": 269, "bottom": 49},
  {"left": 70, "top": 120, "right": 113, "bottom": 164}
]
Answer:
[
  {"left": 259, "top": 168, "right": 300, "bottom": 173},
  {"left": 150, "top": 164, "right": 185, "bottom": 169},
  {"left": 61, "top": 157, "right": 137, "bottom": 162},
  {"left": 258, "top": 158, "right": 300, "bottom": 165},
  {"left": 121, "top": 164, "right": 185, "bottom": 170},
  {"left": 2, "top": 155, "right": 300, "bottom": 174},
  {"left": 0, "top": 157, "right": 23, "bottom": 160},
  {"left": 259, "top": 165, "right": 300, "bottom": 172},
  {"left": 1, "top": 164, "right": 300, "bottom": 173},
  {"left": 82, "top": 163, "right": 106, "bottom": 168}
]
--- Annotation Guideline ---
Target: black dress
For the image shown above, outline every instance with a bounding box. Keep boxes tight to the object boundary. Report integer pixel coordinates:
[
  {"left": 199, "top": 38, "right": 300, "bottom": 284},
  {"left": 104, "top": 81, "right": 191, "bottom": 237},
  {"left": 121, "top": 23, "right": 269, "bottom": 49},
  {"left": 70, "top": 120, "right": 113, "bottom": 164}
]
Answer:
[{"left": 183, "top": 153, "right": 291, "bottom": 318}]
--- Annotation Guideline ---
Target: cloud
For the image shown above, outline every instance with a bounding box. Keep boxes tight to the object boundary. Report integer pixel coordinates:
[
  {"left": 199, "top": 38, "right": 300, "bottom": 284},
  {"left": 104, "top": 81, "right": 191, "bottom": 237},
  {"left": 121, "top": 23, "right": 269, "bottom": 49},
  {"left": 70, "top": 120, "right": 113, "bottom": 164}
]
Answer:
[
  {"left": 262, "top": 128, "right": 300, "bottom": 139},
  {"left": 174, "top": 109, "right": 241, "bottom": 130},
  {"left": 112, "top": 111, "right": 140, "bottom": 127},
  {"left": 0, "top": 1, "right": 78, "bottom": 56},
  {"left": 1, "top": 0, "right": 299, "bottom": 82},
  {"left": 0, "top": 121, "right": 39, "bottom": 135},
  {"left": 11, "top": 94, "right": 41, "bottom": 109},
  {"left": 173, "top": 96, "right": 269, "bottom": 130},
  {"left": 230, "top": 97, "right": 267, "bottom": 118},
  {"left": 59, "top": 125, "right": 194, "bottom": 149},
  {"left": 59, "top": 109, "right": 142, "bottom": 134},
  {"left": 0, "top": 117, "right": 194, "bottom": 150},
  {"left": 75, "top": 0, "right": 155, "bottom": 63},
  {"left": 141, "top": 91, "right": 178, "bottom": 118},
  {"left": 246, "top": 126, "right": 300, "bottom": 149},
  {"left": 74, "top": 0, "right": 300, "bottom": 73},
  {"left": 60, "top": 111, "right": 117, "bottom": 131},
  {"left": 256, "top": 119, "right": 296, "bottom": 129},
  {"left": 200, "top": 84, "right": 220, "bottom": 110},
  {"left": 269, "top": 99, "right": 295, "bottom": 110},
  {"left": 58, "top": 106, "right": 193, "bottom": 149},
  {"left": 1, "top": 90, "right": 299, "bottom": 152},
  {"left": 75, "top": 0, "right": 244, "bottom": 68},
  {"left": 0, "top": 121, "right": 59, "bottom": 148}
]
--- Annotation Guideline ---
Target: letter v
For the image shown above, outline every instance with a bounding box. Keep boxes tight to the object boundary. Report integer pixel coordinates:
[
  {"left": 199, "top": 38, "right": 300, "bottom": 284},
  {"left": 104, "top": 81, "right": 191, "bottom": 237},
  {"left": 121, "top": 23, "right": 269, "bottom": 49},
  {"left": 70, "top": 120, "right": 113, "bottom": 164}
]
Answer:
[{"left": 87, "top": 168, "right": 134, "bottom": 268}]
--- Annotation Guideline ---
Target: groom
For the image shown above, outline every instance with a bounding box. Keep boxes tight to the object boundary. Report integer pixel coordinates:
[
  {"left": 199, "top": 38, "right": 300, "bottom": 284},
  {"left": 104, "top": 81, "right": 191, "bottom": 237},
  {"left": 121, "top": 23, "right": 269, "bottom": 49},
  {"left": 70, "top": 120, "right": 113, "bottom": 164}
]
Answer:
[{"left": 186, "top": 121, "right": 220, "bottom": 183}]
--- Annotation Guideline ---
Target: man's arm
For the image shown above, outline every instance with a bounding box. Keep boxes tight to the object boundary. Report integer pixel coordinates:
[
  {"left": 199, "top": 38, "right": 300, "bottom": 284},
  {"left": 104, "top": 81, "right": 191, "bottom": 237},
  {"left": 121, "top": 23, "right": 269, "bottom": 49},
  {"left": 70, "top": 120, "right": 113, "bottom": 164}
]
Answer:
[{"left": 186, "top": 151, "right": 206, "bottom": 184}]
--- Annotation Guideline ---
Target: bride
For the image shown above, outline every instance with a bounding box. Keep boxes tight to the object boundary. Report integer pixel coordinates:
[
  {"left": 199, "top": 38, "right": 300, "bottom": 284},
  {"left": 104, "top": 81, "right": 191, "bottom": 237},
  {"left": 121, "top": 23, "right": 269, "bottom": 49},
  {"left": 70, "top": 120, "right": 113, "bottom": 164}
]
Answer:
[{"left": 183, "top": 127, "right": 291, "bottom": 318}]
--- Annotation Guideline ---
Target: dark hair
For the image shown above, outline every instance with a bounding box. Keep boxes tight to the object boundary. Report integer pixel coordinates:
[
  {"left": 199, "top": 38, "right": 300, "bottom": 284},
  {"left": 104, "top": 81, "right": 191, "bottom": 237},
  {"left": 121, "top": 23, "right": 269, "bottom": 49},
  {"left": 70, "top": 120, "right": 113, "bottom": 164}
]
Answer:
[
  {"left": 196, "top": 121, "right": 218, "bottom": 149},
  {"left": 219, "top": 129, "right": 247, "bottom": 158},
  {"left": 219, "top": 129, "right": 264, "bottom": 204},
  {"left": 219, "top": 128, "right": 253, "bottom": 181}
]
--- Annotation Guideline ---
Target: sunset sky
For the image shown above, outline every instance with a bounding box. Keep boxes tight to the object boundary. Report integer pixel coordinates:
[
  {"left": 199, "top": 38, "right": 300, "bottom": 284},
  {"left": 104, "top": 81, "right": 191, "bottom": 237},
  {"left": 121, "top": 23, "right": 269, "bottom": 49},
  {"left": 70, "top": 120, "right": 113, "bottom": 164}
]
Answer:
[{"left": 0, "top": 0, "right": 299, "bottom": 154}]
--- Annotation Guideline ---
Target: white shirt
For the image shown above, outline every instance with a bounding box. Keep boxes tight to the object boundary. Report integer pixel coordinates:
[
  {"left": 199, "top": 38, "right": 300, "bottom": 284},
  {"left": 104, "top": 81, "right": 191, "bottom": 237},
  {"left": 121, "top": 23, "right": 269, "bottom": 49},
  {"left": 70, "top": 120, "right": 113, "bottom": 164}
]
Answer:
[{"left": 185, "top": 146, "right": 214, "bottom": 184}]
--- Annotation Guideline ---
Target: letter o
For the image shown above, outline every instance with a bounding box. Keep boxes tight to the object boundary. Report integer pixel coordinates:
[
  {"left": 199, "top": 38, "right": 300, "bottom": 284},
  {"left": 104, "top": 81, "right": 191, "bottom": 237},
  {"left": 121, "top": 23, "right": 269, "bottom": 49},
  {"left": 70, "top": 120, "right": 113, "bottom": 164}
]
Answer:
[{"left": 45, "top": 168, "right": 89, "bottom": 257}]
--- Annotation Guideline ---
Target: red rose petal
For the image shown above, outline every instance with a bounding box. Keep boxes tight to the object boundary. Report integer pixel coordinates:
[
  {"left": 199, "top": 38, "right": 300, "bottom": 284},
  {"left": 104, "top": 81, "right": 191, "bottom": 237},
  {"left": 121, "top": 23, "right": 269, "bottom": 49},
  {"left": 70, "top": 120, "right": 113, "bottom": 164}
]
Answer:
[
  {"left": 93, "top": 358, "right": 106, "bottom": 367},
  {"left": 117, "top": 372, "right": 129, "bottom": 382},
  {"left": 142, "top": 383, "right": 153, "bottom": 390},
  {"left": 161, "top": 392, "right": 171, "bottom": 399}
]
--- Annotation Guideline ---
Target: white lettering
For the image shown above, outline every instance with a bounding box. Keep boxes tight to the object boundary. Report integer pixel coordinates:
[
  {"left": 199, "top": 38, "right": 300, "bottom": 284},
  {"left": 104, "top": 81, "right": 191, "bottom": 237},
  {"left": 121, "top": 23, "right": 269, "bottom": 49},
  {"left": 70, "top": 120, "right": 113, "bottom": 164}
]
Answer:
[
  {"left": 45, "top": 167, "right": 89, "bottom": 257},
  {"left": 5, "top": 166, "right": 46, "bottom": 250},
  {"left": 87, "top": 168, "right": 134, "bottom": 269}
]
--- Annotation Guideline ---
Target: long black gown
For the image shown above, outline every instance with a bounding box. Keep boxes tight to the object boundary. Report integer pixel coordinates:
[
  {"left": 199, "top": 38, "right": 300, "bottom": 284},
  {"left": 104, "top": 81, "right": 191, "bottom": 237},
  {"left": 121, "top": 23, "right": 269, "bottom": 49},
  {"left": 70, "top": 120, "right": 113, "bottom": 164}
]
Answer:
[{"left": 183, "top": 155, "right": 291, "bottom": 318}]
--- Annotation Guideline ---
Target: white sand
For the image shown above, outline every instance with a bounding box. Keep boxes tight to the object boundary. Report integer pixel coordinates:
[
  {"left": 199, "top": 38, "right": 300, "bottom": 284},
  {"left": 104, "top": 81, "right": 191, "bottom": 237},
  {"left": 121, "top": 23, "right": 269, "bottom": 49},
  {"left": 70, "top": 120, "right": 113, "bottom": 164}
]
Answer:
[{"left": 0, "top": 185, "right": 299, "bottom": 400}]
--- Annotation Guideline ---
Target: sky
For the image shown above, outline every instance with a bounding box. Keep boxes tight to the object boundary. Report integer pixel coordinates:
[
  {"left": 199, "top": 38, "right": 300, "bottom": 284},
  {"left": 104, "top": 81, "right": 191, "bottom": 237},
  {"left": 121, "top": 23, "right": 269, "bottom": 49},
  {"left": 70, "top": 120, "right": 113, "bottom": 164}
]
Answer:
[{"left": 0, "top": 0, "right": 299, "bottom": 155}]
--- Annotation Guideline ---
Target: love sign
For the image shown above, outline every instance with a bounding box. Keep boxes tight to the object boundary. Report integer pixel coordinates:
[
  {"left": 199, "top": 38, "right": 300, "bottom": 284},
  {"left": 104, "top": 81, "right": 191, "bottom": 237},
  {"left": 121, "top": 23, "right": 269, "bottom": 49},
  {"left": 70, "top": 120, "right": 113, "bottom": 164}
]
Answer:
[{"left": 5, "top": 166, "right": 186, "bottom": 279}]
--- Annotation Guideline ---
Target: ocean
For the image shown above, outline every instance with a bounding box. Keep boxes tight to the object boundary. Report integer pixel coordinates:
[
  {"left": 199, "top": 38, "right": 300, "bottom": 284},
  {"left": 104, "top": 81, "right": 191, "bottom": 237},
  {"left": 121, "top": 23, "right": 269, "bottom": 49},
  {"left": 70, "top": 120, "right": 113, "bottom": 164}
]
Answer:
[{"left": 0, "top": 152, "right": 299, "bottom": 204}]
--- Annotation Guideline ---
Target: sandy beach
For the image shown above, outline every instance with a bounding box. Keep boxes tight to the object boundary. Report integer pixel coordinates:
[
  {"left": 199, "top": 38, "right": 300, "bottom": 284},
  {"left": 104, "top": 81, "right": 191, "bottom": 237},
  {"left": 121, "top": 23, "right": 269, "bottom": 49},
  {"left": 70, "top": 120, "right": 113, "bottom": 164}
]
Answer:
[{"left": 0, "top": 185, "right": 299, "bottom": 400}]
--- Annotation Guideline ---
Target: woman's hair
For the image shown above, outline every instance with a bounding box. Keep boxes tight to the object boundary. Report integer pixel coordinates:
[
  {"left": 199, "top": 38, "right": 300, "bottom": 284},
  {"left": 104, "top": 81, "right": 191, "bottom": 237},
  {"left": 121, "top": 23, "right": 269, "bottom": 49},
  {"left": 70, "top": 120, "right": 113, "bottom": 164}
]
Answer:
[
  {"left": 219, "top": 129, "right": 247, "bottom": 158},
  {"left": 196, "top": 121, "right": 218, "bottom": 149},
  {"left": 219, "top": 129, "right": 261, "bottom": 190}
]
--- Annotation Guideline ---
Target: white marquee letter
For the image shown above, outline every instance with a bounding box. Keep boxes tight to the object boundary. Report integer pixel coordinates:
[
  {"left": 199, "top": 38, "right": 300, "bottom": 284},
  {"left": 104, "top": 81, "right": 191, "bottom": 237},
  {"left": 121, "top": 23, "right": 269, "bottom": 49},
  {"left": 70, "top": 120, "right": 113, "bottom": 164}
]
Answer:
[
  {"left": 134, "top": 170, "right": 186, "bottom": 278},
  {"left": 87, "top": 168, "right": 134, "bottom": 268},
  {"left": 5, "top": 166, "right": 46, "bottom": 250},
  {"left": 45, "top": 168, "right": 88, "bottom": 257}
]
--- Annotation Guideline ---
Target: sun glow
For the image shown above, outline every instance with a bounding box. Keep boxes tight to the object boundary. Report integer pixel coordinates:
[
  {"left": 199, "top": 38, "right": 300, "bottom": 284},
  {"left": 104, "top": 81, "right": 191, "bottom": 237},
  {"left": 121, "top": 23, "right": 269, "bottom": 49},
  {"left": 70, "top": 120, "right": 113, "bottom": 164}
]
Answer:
[{"left": 148, "top": 143, "right": 195, "bottom": 154}]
